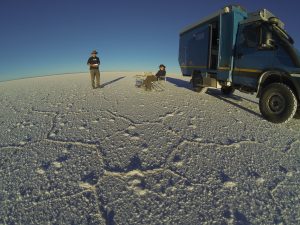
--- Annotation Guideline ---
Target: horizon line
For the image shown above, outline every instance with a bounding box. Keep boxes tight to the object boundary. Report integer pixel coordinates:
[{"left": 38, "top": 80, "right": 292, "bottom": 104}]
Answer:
[{"left": 0, "top": 70, "right": 182, "bottom": 83}]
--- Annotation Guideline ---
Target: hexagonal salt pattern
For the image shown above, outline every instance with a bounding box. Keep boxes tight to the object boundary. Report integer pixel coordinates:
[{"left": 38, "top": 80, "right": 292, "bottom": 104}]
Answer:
[{"left": 0, "top": 72, "right": 299, "bottom": 224}]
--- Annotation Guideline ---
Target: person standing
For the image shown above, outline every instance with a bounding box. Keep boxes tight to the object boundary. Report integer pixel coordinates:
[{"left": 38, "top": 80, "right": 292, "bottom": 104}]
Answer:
[{"left": 87, "top": 50, "right": 101, "bottom": 89}]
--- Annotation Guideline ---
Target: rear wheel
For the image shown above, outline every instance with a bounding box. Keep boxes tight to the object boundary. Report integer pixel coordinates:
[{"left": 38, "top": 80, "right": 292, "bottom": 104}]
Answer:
[
  {"left": 221, "top": 86, "right": 235, "bottom": 95},
  {"left": 191, "top": 76, "right": 206, "bottom": 93},
  {"left": 259, "top": 83, "right": 297, "bottom": 123}
]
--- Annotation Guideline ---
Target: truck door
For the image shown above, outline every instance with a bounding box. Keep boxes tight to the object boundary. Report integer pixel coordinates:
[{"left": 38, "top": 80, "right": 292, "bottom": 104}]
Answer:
[
  {"left": 208, "top": 22, "right": 219, "bottom": 70},
  {"left": 233, "top": 23, "right": 275, "bottom": 88}
]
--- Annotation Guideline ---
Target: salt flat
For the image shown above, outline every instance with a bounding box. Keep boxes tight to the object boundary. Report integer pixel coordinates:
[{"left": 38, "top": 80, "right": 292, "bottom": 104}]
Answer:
[{"left": 0, "top": 72, "right": 299, "bottom": 225}]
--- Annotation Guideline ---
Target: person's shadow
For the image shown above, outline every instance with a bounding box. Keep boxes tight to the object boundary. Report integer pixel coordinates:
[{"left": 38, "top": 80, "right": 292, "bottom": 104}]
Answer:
[
  {"left": 99, "top": 76, "right": 125, "bottom": 88},
  {"left": 167, "top": 77, "right": 192, "bottom": 90}
]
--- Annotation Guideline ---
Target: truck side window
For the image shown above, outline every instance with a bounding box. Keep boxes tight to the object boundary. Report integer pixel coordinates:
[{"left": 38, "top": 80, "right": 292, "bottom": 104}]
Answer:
[{"left": 242, "top": 25, "right": 260, "bottom": 48}]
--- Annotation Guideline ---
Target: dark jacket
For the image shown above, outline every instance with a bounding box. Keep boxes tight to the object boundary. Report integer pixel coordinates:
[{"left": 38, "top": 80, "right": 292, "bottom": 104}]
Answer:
[
  {"left": 87, "top": 56, "right": 100, "bottom": 70},
  {"left": 156, "top": 70, "right": 166, "bottom": 78}
]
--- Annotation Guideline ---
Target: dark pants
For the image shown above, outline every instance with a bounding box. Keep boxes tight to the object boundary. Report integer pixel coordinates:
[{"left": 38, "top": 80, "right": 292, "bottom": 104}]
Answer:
[
  {"left": 156, "top": 75, "right": 166, "bottom": 81},
  {"left": 90, "top": 69, "right": 100, "bottom": 88}
]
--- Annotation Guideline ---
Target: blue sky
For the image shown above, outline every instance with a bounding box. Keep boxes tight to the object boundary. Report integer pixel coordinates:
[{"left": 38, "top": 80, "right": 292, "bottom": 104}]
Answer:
[{"left": 0, "top": 0, "right": 300, "bottom": 81}]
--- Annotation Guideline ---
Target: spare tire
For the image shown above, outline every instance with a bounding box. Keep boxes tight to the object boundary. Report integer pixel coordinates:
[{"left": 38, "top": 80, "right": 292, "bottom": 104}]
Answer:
[{"left": 269, "top": 17, "right": 280, "bottom": 25}]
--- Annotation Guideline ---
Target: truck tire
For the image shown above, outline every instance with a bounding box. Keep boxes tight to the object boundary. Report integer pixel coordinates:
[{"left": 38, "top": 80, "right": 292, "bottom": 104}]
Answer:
[
  {"left": 221, "top": 86, "right": 235, "bottom": 95},
  {"left": 269, "top": 17, "right": 280, "bottom": 25},
  {"left": 192, "top": 76, "right": 206, "bottom": 93},
  {"left": 259, "top": 83, "right": 297, "bottom": 123}
]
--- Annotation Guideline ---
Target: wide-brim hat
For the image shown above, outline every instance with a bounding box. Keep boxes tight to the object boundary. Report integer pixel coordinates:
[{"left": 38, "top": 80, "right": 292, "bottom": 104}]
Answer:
[
  {"left": 91, "top": 50, "right": 98, "bottom": 54},
  {"left": 159, "top": 64, "right": 166, "bottom": 68}
]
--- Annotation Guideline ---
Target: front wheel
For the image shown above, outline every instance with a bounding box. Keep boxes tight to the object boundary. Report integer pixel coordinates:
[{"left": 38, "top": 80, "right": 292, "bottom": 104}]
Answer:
[{"left": 259, "top": 83, "right": 297, "bottom": 123}]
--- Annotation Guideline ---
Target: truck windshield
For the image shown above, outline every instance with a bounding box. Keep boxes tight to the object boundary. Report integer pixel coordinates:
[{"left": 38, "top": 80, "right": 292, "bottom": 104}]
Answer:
[{"left": 273, "top": 25, "right": 294, "bottom": 44}]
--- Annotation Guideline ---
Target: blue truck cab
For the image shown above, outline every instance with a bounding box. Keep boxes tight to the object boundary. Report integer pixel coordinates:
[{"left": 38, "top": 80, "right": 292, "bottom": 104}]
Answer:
[{"left": 179, "top": 5, "right": 300, "bottom": 123}]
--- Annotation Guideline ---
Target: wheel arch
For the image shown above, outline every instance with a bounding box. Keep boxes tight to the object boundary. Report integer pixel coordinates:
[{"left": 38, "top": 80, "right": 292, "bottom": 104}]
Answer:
[{"left": 257, "top": 70, "right": 300, "bottom": 101}]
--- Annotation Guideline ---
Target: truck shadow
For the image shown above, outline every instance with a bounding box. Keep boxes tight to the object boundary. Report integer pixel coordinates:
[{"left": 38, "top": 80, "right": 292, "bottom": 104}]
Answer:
[
  {"left": 235, "top": 95, "right": 259, "bottom": 105},
  {"left": 100, "top": 76, "right": 125, "bottom": 88},
  {"left": 206, "top": 89, "right": 262, "bottom": 119},
  {"left": 167, "top": 77, "right": 191, "bottom": 90}
]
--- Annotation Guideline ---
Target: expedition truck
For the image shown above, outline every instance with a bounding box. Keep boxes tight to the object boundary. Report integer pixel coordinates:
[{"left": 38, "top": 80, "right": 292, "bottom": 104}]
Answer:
[{"left": 179, "top": 5, "right": 300, "bottom": 123}]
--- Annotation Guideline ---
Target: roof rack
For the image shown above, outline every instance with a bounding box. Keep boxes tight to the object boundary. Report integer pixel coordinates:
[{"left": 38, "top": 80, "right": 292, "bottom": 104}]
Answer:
[
  {"left": 180, "top": 5, "right": 246, "bottom": 35},
  {"left": 242, "top": 9, "right": 285, "bottom": 29}
]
